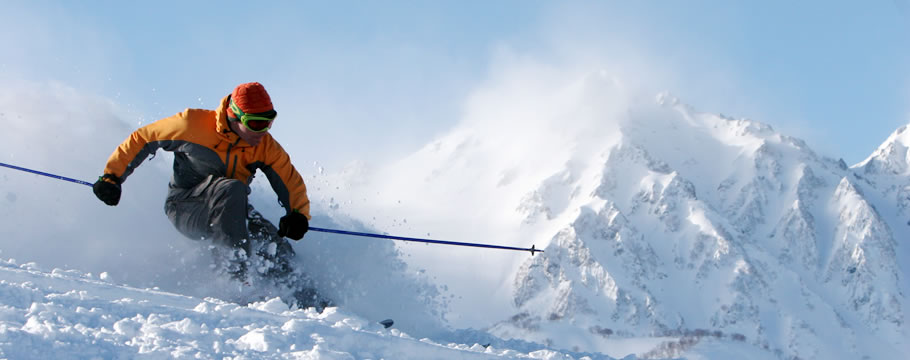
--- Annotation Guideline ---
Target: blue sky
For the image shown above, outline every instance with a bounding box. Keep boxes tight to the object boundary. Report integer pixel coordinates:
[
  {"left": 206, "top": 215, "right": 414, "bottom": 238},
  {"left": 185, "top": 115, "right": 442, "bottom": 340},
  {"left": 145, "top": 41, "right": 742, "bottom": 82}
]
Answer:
[{"left": 3, "top": 1, "right": 909, "bottom": 166}]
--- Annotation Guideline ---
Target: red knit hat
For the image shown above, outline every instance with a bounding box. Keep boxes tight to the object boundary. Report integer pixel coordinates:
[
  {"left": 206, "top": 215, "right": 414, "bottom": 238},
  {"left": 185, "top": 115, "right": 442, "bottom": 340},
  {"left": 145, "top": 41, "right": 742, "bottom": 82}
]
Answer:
[{"left": 230, "top": 82, "right": 274, "bottom": 115}]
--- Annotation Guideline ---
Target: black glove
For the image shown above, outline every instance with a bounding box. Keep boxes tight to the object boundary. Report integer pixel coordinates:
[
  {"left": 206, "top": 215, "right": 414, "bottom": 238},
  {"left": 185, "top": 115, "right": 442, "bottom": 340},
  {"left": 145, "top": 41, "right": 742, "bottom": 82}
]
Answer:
[
  {"left": 278, "top": 211, "right": 309, "bottom": 240},
  {"left": 93, "top": 174, "right": 121, "bottom": 206}
]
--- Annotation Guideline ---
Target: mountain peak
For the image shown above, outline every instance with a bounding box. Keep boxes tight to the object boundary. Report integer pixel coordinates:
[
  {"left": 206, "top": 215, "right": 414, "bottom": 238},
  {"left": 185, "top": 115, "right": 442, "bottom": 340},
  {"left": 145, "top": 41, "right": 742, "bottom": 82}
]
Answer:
[
  {"left": 856, "top": 124, "right": 910, "bottom": 175},
  {"left": 496, "top": 96, "right": 907, "bottom": 359}
]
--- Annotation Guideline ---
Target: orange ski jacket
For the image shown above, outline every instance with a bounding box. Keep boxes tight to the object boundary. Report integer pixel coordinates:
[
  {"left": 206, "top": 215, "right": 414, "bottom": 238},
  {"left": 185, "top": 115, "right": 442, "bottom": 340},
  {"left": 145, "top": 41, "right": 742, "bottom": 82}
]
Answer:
[{"left": 102, "top": 95, "right": 310, "bottom": 218}]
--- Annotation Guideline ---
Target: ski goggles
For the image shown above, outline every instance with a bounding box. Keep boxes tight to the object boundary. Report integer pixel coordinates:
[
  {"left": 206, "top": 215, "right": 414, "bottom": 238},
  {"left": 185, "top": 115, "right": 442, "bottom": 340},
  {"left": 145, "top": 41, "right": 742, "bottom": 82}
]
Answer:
[{"left": 229, "top": 100, "right": 276, "bottom": 132}]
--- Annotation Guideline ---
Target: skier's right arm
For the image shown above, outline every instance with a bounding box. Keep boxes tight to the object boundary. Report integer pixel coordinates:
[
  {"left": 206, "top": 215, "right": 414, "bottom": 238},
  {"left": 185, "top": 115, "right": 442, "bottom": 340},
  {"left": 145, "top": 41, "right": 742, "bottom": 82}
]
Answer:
[{"left": 94, "top": 112, "right": 185, "bottom": 205}]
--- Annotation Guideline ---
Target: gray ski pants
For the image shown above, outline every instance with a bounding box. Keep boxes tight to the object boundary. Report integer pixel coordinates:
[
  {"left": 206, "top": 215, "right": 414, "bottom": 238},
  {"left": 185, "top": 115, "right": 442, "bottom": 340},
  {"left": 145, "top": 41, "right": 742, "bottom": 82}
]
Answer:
[{"left": 165, "top": 175, "right": 251, "bottom": 254}]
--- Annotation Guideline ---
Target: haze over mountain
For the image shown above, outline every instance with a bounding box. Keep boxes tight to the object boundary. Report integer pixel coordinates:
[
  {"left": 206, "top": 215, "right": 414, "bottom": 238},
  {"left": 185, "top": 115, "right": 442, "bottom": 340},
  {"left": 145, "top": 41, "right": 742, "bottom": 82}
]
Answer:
[{"left": 322, "top": 68, "right": 909, "bottom": 359}]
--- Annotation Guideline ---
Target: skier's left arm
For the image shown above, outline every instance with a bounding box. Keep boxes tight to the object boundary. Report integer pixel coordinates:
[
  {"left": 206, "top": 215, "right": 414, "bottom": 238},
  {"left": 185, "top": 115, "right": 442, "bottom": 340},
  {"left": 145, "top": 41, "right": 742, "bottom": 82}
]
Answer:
[{"left": 261, "top": 138, "right": 311, "bottom": 220}]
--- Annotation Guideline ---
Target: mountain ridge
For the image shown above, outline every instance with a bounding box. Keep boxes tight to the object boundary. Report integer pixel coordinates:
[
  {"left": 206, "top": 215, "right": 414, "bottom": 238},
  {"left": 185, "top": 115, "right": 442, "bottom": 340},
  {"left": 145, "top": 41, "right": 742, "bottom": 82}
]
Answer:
[
  {"left": 490, "top": 91, "right": 907, "bottom": 359},
  {"left": 311, "top": 69, "right": 907, "bottom": 358}
]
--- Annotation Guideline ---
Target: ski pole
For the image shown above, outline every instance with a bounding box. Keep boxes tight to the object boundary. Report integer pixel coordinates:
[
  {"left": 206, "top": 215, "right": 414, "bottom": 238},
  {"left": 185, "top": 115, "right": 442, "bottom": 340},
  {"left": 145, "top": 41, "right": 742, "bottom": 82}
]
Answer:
[
  {"left": 0, "top": 161, "right": 544, "bottom": 255},
  {"left": 308, "top": 227, "right": 542, "bottom": 255},
  {"left": 0, "top": 161, "right": 94, "bottom": 186}
]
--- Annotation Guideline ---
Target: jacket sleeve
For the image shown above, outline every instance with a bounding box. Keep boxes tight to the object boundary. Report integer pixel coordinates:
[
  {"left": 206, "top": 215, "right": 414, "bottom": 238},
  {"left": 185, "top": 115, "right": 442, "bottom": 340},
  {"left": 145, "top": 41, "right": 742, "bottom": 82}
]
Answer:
[
  {"left": 262, "top": 139, "right": 311, "bottom": 219},
  {"left": 102, "top": 112, "right": 185, "bottom": 182}
]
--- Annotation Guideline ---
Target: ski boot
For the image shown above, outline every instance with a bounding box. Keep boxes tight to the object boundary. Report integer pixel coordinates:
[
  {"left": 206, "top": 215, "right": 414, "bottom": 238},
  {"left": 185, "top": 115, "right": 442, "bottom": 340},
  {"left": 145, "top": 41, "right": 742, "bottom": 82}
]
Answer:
[
  {"left": 247, "top": 205, "right": 297, "bottom": 282},
  {"left": 210, "top": 245, "right": 250, "bottom": 282},
  {"left": 247, "top": 205, "right": 334, "bottom": 311}
]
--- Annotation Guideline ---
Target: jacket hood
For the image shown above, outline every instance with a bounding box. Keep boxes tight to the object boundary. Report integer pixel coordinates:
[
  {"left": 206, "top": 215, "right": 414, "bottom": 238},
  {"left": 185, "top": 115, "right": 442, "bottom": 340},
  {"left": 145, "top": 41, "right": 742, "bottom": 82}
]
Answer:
[{"left": 214, "top": 95, "right": 235, "bottom": 139}]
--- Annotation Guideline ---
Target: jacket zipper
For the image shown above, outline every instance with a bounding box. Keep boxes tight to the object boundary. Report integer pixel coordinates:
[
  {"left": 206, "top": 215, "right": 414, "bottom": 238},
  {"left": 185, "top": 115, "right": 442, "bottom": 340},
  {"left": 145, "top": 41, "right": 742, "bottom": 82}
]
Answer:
[
  {"left": 224, "top": 138, "right": 242, "bottom": 178},
  {"left": 230, "top": 155, "right": 238, "bottom": 178}
]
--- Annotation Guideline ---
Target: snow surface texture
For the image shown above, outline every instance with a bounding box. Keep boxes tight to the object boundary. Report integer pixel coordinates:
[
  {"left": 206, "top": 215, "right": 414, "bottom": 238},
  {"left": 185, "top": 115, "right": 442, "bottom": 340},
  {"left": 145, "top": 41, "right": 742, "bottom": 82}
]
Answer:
[
  {"left": 0, "top": 258, "right": 613, "bottom": 359},
  {"left": 1, "top": 63, "right": 908, "bottom": 359}
]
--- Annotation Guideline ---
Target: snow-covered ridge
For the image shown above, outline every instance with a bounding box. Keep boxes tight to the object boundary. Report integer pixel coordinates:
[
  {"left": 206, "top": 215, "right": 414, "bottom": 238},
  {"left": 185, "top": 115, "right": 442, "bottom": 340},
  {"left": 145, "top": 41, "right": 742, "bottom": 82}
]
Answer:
[
  {"left": 344, "top": 68, "right": 907, "bottom": 359},
  {"left": 497, "top": 88, "right": 908, "bottom": 359},
  {"left": 857, "top": 124, "right": 910, "bottom": 175}
]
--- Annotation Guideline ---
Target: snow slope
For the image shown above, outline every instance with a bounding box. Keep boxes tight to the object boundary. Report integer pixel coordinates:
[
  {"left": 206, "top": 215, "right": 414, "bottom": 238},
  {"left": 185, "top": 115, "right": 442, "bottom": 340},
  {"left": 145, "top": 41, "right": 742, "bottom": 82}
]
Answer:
[{"left": 0, "top": 257, "right": 610, "bottom": 359}]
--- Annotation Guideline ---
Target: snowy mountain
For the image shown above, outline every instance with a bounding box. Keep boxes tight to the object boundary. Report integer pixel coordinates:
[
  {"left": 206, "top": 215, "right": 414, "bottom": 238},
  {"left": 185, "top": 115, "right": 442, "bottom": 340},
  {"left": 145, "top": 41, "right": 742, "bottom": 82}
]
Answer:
[
  {"left": 494, "top": 93, "right": 908, "bottom": 359},
  {"left": 857, "top": 124, "right": 910, "bottom": 177},
  {"left": 488, "top": 99, "right": 907, "bottom": 359},
  {"left": 322, "top": 68, "right": 908, "bottom": 359}
]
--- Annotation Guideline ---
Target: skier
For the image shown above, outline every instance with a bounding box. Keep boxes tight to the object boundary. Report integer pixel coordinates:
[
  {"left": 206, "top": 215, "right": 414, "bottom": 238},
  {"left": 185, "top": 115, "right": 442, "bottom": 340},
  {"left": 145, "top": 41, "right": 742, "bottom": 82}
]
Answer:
[{"left": 91, "top": 82, "right": 310, "bottom": 283}]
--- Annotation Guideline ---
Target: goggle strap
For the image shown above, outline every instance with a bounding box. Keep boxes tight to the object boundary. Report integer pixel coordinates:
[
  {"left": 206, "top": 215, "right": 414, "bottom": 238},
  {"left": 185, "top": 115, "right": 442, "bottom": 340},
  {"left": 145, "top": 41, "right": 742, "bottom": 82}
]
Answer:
[{"left": 229, "top": 100, "right": 245, "bottom": 118}]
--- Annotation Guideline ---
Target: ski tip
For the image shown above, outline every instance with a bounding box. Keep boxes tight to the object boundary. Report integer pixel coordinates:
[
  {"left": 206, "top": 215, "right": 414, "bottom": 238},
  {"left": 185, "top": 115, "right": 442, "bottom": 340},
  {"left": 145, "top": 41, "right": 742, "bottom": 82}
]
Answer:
[{"left": 379, "top": 319, "right": 394, "bottom": 329}]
